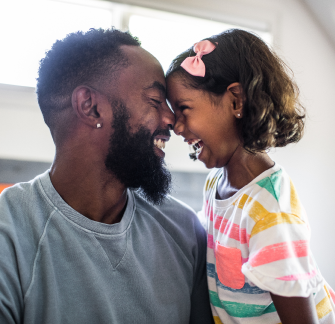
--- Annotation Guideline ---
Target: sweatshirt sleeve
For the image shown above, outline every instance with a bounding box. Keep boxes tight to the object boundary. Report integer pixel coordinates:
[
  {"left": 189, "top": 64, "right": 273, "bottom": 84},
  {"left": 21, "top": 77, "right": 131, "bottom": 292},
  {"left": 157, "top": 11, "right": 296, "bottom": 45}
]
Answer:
[
  {"left": 189, "top": 214, "right": 214, "bottom": 324},
  {"left": 0, "top": 194, "right": 24, "bottom": 324},
  {"left": 0, "top": 183, "right": 46, "bottom": 324}
]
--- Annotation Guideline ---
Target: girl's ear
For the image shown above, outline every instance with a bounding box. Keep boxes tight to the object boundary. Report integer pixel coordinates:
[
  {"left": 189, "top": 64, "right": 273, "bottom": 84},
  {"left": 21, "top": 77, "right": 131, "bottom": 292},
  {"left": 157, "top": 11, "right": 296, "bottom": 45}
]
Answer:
[
  {"left": 227, "top": 82, "right": 245, "bottom": 118},
  {"left": 71, "top": 86, "right": 102, "bottom": 128}
]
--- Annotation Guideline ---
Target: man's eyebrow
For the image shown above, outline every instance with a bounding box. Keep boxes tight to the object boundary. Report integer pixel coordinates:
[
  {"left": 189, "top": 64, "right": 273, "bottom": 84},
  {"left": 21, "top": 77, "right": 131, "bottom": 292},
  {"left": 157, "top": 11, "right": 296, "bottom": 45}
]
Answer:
[{"left": 144, "top": 81, "right": 166, "bottom": 96}]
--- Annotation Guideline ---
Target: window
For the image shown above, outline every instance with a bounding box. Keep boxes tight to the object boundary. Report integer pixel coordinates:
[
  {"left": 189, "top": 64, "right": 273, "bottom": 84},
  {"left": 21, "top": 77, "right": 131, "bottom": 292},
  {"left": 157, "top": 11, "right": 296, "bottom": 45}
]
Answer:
[
  {"left": 128, "top": 7, "right": 272, "bottom": 73},
  {"left": 0, "top": 0, "right": 113, "bottom": 87},
  {"left": 0, "top": 0, "right": 271, "bottom": 88}
]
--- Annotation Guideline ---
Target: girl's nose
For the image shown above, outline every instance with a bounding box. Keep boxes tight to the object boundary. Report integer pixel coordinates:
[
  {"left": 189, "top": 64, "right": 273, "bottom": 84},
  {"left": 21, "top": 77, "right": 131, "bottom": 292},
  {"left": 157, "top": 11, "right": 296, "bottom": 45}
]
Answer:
[
  {"left": 161, "top": 102, "right": 175, "bottom": 130},
  {"left": 173, "top": 115, "right": 185, "bottom": 136}
]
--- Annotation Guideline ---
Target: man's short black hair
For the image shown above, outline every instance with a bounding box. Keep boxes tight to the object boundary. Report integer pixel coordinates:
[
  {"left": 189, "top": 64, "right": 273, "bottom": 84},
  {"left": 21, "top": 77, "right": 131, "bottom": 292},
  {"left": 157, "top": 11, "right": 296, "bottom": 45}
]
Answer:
[{"left": 36, "top": 28, "right": 140, "bottom": 128}]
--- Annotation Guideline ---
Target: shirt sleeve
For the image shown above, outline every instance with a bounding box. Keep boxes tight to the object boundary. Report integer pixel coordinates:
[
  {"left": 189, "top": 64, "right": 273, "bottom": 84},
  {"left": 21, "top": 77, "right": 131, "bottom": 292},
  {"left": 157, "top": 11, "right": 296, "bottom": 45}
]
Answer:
[
  {"left": 189, "top": 215, "right": 214, "bottom": 324},
  {"left": 242, "top": 212, "right": 324, "bottom": 297},
  {"left": 0, "top": 201, "right": 24, "bottom": 324}
]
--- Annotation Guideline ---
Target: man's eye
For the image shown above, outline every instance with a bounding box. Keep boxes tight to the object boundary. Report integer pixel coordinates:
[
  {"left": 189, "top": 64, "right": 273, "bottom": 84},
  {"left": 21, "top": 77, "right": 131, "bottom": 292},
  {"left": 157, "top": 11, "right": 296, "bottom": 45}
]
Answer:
[{"left": 150, "top": 99, "right": 162, "bottom": 108}]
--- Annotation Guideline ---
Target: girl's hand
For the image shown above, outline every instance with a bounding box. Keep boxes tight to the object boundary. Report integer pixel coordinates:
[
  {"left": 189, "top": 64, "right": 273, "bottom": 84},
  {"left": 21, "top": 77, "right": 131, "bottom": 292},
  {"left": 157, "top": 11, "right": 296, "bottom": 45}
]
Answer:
[{"left": 270, "top": 293, "right": 319, "bottom": 324}]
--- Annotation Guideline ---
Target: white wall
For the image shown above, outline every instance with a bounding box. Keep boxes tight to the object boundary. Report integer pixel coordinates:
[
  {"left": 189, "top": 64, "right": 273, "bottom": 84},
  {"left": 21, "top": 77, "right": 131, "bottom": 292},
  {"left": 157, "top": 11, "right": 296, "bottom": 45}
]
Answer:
[
  {"left": 269, "top": 0, "right": 335, "bottom": 287},
  {"left": 1, "top": 0, "right": 335, "bottom": 286},
  {"left": 0, "top": 84, "right": 54, "bottom": 162}
]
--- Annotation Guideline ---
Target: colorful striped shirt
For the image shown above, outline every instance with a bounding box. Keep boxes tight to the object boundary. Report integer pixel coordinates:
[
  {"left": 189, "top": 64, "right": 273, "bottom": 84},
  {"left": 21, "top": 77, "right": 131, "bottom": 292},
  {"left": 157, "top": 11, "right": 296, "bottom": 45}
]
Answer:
[{"left": 201, "top": 164, "right": 335, "bottom": 323}]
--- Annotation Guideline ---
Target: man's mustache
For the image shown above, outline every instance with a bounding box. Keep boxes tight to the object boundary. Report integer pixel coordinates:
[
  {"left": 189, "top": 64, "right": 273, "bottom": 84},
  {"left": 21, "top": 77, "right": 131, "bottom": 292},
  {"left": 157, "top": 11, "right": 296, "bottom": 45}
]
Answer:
[{"left": 152, "top": 128, "right": 171, "bottom": 138}]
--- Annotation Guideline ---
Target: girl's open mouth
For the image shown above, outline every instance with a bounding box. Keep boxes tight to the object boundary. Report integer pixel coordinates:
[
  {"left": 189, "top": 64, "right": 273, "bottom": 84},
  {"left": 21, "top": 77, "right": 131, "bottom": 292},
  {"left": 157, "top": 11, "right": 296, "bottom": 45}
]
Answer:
[{"left": 187, "top": 139, "right": 203, "bottom": 161}]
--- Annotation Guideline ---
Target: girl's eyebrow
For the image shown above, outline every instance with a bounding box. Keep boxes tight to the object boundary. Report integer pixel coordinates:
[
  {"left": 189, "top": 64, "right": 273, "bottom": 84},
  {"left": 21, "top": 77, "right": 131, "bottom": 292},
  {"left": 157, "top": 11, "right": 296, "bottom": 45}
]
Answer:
[{"left": 176, "top": 98, "right": 193, "bottom": 105}]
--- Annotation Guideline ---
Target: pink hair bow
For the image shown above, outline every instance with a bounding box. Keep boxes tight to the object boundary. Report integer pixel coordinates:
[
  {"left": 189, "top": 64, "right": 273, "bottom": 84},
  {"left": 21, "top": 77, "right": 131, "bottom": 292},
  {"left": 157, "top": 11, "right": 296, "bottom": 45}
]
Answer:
[{"left": 180, "top": 40, "right": 217, "bottom": 77}]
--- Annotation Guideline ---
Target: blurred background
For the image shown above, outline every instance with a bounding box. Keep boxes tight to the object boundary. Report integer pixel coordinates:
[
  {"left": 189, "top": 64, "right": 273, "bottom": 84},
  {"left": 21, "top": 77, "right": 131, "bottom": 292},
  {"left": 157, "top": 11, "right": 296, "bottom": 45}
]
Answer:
[{"left": 0, "top": 0, "right": 334, "bottom": 286}]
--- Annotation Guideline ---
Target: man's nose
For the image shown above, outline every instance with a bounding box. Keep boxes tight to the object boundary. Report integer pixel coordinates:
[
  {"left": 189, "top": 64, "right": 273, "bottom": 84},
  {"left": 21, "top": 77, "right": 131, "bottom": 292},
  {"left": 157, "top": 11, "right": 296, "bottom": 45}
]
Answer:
[{"left": 161, "top": 102, "right": 175, "bottom": 130}]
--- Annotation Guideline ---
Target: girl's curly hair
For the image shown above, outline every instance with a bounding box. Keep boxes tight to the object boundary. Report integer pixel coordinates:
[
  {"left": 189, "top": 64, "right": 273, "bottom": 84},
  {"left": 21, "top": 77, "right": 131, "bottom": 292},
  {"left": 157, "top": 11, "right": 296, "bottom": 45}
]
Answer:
[{"left": 166, "top": 29, "right": 305, "bottom": 153}]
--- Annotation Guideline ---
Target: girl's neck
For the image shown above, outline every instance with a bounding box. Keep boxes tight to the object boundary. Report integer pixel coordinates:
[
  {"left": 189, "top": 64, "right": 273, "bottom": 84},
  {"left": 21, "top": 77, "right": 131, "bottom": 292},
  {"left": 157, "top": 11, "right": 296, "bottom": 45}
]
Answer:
[{"left": 216, "top": 146, "right": 274, "bottom": 200}]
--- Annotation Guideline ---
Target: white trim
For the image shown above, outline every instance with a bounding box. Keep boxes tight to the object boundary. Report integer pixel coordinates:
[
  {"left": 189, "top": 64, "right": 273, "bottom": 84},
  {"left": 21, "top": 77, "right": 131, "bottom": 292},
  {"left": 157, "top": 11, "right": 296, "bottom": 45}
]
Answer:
[{"left": 104, "top": 0, "right": 278, "bottom": 33}]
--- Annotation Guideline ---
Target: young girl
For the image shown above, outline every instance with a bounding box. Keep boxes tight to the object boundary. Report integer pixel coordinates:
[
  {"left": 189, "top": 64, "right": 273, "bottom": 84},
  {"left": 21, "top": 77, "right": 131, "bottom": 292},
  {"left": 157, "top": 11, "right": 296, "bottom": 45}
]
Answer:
[{"left": 166, "top": 29, "right": 335, "bottom": 324}]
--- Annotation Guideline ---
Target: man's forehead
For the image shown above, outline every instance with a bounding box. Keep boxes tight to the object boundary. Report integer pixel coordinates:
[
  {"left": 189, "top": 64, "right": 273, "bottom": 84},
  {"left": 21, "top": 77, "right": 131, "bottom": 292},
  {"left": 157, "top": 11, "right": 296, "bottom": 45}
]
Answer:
[
  {"left": 116, "top": 45, "right": 166, "bottom": 92},
  {"left": 120, "top": 45, "right": 159, "bottom": 67}
]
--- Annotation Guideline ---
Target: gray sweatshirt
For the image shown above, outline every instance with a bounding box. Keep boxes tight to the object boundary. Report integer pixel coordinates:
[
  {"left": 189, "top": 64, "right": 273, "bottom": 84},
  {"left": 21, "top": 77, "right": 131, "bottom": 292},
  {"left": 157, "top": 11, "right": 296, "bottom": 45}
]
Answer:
[{"left": 0, "top": 171, "right": 213, "bottom": 324}]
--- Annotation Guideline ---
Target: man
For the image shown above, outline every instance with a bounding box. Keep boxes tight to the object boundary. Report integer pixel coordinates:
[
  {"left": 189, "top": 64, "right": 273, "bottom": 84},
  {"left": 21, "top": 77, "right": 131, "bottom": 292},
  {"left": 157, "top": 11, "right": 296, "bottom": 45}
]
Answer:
[{"left": 0, "top": 29, "right": 214, "bottom": 323}]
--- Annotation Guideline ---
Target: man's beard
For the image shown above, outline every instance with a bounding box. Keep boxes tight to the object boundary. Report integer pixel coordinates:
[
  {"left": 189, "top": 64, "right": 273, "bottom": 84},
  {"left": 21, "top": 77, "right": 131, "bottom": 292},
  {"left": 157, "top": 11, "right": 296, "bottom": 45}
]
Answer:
[{"left": 105, "top": 100, "right": 172, "bottom": 205}]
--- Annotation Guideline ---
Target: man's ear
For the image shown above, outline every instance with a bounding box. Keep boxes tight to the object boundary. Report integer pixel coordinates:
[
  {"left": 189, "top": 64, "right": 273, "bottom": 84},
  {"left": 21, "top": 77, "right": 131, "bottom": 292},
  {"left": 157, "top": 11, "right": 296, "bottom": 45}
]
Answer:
[
  {"left": 227, "top": 82, "right": 245, "bottom": 118},
  {"left": 71, "top": 86, "right": 102, "bottom": 128}
]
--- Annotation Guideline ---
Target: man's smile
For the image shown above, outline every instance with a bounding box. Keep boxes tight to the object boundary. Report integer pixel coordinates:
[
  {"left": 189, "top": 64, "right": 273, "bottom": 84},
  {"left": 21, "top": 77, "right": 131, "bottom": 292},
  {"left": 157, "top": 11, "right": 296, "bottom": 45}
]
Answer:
[{"left": 153, "top": 135, "right": 170, "bottom": 157}]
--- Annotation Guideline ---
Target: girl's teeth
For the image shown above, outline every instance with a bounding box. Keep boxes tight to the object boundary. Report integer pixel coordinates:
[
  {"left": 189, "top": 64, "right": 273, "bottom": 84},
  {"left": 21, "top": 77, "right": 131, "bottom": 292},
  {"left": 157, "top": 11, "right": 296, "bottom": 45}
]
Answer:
[
  {"left": 188, "top": 139, "right": 201, "bottom": 145},
  {"left": 195, "top": 146, "right": 203, "bottom": 158},
  {"left": 188, "top": 141, "right": 203, "bottom": 160}
]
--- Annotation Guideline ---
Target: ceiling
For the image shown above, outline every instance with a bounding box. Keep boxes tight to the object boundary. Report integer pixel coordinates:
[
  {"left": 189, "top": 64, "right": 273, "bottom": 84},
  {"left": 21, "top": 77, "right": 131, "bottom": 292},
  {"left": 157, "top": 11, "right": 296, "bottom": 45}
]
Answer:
[{"left": 302, "top": 0, "right": 335, "bottom": 47}]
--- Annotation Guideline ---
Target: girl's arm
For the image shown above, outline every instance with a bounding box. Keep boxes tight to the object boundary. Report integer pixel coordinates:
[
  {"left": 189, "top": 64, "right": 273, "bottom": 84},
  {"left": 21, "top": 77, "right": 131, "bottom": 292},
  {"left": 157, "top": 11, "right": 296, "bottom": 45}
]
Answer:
[{"left": 270, "top": 293, "right": 319, "bottom": 324}]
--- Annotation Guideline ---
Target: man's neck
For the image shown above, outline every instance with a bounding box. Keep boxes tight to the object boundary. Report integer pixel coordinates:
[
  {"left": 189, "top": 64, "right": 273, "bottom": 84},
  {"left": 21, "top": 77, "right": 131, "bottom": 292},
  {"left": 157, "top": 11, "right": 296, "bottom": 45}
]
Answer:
[{"left": 49, "top": 153, "right": 128, "bottom": 225}]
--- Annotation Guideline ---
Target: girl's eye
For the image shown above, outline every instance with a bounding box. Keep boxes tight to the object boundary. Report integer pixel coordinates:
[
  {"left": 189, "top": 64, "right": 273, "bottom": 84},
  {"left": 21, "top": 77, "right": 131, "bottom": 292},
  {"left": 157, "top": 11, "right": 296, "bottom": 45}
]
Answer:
[{"left": 179, "top": 105, "right": 189, "bottom": 112}]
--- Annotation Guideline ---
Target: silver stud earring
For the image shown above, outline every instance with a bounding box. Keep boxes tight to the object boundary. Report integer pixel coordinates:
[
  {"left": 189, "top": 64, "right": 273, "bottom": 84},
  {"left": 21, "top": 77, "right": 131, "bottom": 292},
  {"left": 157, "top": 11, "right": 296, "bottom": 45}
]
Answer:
[
  {"left": 97, "top": 123, "right": 102, "bottom": 128},
  {"left": 237, "top": 113, "right": 241, "bottom": 117}
]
